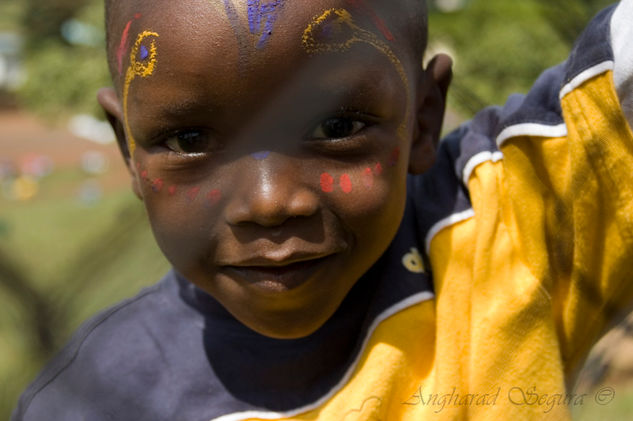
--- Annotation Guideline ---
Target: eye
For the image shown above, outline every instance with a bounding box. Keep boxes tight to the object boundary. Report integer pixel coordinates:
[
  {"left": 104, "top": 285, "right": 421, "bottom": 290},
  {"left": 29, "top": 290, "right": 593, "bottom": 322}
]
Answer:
[
  {"left": 310, "top": 117, "right": 366, "bottom": 140},
  {"left": 164, "top": 130, "right": 212, "bottom": 154}
]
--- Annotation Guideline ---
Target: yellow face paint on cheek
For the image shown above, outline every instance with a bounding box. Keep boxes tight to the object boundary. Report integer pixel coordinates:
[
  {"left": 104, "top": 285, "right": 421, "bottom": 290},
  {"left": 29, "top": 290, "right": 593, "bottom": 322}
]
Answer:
[
  {"left": 302, "top": 9, "right": 409, "bottom": 140},
  {"left": 123, "top": 30, "right": 159, "bottom": 156}
]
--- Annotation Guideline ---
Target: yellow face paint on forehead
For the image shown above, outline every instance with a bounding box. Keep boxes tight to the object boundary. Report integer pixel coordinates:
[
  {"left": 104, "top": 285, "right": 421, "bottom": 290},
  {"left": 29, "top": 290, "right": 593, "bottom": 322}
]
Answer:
[
  {"left": 123, "top": 30, "right": 159, "bottom": 156},
  {"left": 302, "top": 9, "right": 409, "bottom": 140}
]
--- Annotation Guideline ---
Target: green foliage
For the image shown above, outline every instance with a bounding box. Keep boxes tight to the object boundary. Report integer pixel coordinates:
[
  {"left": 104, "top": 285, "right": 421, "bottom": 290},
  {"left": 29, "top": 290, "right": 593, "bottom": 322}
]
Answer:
[
  {"left": 21, "top": 0, "right": 90, "bottom": 49},
  {"left": 533, "top": 0, "right": 616, "bottom": 45},
  {"left": 0, "top": 0, "right": 22, "bottom": 32},
  {"left": 19, "top": 43, "right": 110, "bottom": 118},
  {"left": 428, "top": 0, "right": 614, "bottom": 116},
  {"left": 16, "top": 0, "right": 110, "bottom": 119}
]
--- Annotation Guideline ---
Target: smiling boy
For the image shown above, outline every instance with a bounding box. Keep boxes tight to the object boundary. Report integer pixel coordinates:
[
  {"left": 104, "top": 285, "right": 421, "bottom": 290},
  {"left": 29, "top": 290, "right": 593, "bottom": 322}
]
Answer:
[
  {"left": 98, "top": 0, "right": 447, "bottom": 340},
  {"left": 11, "top": 0, "right": 633, "bottom": 420}
]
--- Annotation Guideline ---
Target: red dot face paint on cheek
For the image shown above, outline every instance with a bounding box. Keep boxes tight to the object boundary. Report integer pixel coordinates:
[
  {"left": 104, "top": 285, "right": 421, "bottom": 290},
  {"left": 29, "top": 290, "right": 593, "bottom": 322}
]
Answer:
[
  {"left": 207, "top": 189, "right": 222, "bottom": 206},
  {"left": 340, "top": 174, "right": 352, "bottom": 193},
  {"left": 151, "top": 178, "right": 163, "bottom": 192},
  {"left": 187, "top": 186, "right": 201, "bottom": 201},
  {"left": 320, "top": 173, "right": 335, "bottom": 193},
  {"left": 374, "top": 162, "right": 383, "bottom": 175},
  {"left": 362, "top": 167, "right": 374, "bottom": 188},
  {"left": 168, "top": 186, "right": 177, "bottom": 196}
]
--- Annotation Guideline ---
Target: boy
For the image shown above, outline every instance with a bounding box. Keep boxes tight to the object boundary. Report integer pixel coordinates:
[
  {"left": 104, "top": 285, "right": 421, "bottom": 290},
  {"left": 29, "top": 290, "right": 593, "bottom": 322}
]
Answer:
[{"left": 12, "top": 0, "right": 633, "bottom": 419}]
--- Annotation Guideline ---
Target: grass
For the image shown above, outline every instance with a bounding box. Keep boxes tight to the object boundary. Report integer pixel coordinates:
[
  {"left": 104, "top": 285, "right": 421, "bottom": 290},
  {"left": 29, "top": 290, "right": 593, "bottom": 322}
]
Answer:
[
  {"left": 573, "top": 383, "right": 633, "bottom": 420},
  {"left": 1, "top": 178, "right": 134, "bottom": 286},
  {"left": 0, "top": 169, "right": 169, "bottom": 418}
]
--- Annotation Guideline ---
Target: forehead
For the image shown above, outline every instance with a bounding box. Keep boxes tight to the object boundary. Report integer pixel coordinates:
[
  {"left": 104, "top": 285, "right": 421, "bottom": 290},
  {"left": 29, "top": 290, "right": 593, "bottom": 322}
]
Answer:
[
  {"left": 115, "top": 0, "right": 405, "bottom": 34},
  {"left": 118, "top": 0, "right": 413, "bottom": 124},
  {"left": 113, "top": 0, "right": 412, "bottom": 82}
]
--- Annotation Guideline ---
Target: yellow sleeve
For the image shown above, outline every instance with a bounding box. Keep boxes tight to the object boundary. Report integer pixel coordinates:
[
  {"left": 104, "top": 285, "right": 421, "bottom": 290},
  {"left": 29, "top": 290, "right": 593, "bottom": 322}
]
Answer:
[
  {"left": 500, "top": 68, "right": 633, "bottom": 378},
  {"left": 425, "top": 6, "right": 633, "bottom": 418}
]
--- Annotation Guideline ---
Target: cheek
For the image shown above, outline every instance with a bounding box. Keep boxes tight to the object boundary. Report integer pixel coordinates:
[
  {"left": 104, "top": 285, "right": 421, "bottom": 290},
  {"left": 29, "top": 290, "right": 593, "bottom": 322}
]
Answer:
[
  {"left": 318, "top": 146, "right": 401, "bottom": 194},
  {"left": 134, "top": 165, "right": 224, "bottom": 270},
  {"left": 318, "top": 163, "right": 407, "bottom": 270},
  {"left": 319, "top": 159, "right": 407, "bottom": 234}
]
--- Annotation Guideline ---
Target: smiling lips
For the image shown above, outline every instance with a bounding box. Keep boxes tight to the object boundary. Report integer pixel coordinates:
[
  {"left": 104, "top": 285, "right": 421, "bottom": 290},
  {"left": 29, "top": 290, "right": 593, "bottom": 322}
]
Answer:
[{"left": 224, "top": 255, "right": 332, "bottom": 292}]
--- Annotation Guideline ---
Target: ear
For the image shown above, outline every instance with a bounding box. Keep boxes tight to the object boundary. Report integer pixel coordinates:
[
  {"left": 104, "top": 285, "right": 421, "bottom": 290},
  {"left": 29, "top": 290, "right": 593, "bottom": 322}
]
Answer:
[
  {"left": 409, "top": 54, "right": 452, "bottom": 174},
  {"left": 97, "top": 87, "right": 143, "bottom": 200}
]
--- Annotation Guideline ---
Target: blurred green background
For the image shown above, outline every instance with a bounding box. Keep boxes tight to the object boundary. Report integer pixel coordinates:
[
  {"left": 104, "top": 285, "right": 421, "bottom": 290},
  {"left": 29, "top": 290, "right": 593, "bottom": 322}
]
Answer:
[{"left": 1, "top": 0, "right": 632, "bottom": 419}]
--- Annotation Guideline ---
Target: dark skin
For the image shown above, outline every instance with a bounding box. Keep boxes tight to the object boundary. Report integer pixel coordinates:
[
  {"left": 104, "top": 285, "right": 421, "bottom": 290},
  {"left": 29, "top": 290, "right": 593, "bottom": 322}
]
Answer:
[{"left": 98, "top": 0, "right": 451, "bottom": 339}]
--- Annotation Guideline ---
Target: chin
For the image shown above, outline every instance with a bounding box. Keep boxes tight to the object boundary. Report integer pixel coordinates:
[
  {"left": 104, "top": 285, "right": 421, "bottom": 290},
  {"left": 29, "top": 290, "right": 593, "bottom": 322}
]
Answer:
[{"left": 242, "top": 310, "right": 331, "bottom": 339}]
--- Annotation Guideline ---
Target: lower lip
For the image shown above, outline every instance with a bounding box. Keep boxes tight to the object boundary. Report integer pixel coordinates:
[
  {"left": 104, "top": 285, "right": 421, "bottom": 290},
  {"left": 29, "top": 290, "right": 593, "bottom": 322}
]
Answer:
[{"left": 224, "top": 257, "right": 330, "bottom": 293}]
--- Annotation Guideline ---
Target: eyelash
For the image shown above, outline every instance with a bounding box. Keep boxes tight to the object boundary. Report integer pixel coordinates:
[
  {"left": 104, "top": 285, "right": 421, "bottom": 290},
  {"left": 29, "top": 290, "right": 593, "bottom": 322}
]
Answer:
[
  {"left": 153, "top": 110, "right": 376, "bottom": 157},
  {"left": 303, "top": 110, "right": 377, "bottom": 154},
  {"left": 310, "top": 117, "right": 366, "bottom": 140},
  {"left": 160, "top": 129, "right": 216, "bottom": 156}
]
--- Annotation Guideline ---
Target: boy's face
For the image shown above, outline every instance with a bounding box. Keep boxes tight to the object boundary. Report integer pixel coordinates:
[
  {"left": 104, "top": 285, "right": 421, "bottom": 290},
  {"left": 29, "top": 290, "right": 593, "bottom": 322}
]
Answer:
[{"left": 100, "top": 0, "right": 449, "bottom": 338}]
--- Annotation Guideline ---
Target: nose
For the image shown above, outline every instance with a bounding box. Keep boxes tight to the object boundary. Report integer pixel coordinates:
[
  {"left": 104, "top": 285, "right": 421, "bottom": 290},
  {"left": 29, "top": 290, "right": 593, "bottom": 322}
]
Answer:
[{"left": 224, "top": 157, "right": 319, "bottom": 227}]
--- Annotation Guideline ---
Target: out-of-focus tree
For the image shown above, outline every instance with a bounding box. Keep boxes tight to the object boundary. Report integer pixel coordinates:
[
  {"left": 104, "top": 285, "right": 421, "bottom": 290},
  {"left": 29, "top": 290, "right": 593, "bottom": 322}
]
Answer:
[
  {"left": 17, "top": 0, "right": 110, "bottom": 118},
  {"left": 428, "top": 0, "right": 614, "bottom": 116},
  {"left": 534, "top": 0, "right": 615, "bottom": 45},
  {"left": 21, "top": 0, "right": 90, "bottom": 49}
]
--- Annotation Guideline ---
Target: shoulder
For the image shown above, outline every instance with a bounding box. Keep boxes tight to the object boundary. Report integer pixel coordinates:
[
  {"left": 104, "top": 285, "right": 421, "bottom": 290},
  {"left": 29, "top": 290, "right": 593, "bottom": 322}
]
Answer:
[{"left": 12, "top": 272, "right": 192, "bottom": 421}]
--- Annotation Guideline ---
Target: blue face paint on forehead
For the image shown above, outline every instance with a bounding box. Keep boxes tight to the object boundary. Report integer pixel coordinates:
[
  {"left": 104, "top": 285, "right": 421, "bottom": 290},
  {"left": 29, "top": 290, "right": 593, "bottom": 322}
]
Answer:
[
  {"left": 247, "top": 0, "right": 259, "bottom": 33},
  {"left": 139, "top": 45, "right": 149, "bottom": 60},
  {"left": 247, "top": 0, "right": 286, "bottom": 49},
  {"left": 222, "top": 0, "right": 250, "bottom": 73}
]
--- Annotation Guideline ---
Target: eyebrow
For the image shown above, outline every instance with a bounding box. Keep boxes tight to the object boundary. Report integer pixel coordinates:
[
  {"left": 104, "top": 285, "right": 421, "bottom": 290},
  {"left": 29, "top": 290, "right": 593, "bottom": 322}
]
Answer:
[
  {"left": 153, "top": 97, "right": 216, "bottom": 119},
  {"left": 137, "top": 48, "right": 404, "bottom": 134},
  {"left": 145, "top": 71, "right": 399, "bottom": 132},
  {"left": 129, "top": 95, "right": 218, "bottom": 139}
]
